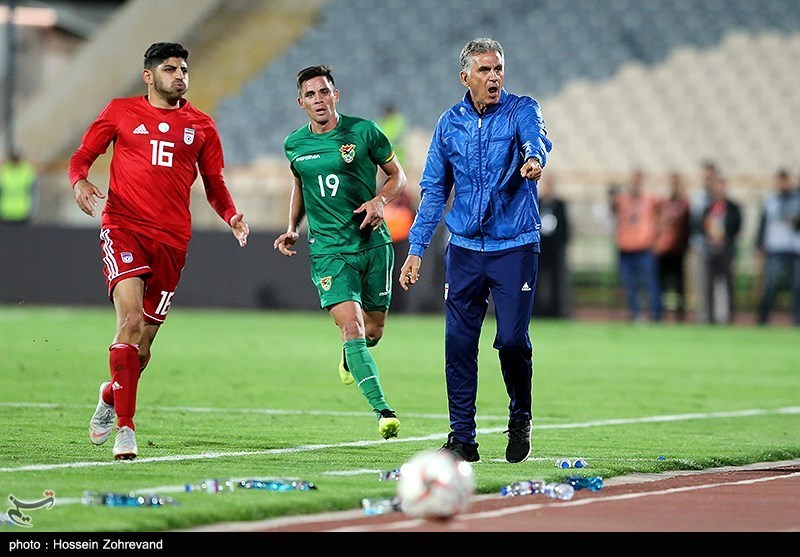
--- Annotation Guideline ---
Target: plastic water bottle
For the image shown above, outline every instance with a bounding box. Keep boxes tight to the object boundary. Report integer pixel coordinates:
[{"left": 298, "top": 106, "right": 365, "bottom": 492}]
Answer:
[
  {"left": 563, "top": 476, "right": 603, "bottom": 492},
  {"left": 184, "top": 479, "right": 234, "bottom": 493},
  {"left": 500, "top": 479, "right": 546, "bottom": 497},
  {"left": 379, "top": 468, "right": 401, "bottom": 481},
  {"left": 361, "top": 496, "right": 400, "bottom": 515},
  {"left": 81, "top": 490, "right": 178, "bottom": 507},
  {"left": 238, "top": 479, "right": 317, "bottom": 491},
  {"left": 543, "top": 482, "right": 575, "bottom": 500},
  {"left": 573, "top": 458, "right": 588, "bottom": 469},
  {"left": 555, "top": 457, "right": 572, "bottom": 469}
]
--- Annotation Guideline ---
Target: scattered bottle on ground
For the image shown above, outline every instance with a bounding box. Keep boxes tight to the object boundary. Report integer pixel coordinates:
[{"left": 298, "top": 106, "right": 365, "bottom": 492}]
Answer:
[
  {"left": 555, "top": 457, "right": 589, "bottom": 468},
  {"left": 379, "top": 468, "right": 401, "bottom": 481},
  {"left": 500, "top": 479, "right": 546, "bottom": 497},
  {"left": 184, "top": 479, "right": 234, "bottom": 493},
  {"left": 562, "top": 475, "right": 604, "bottom": 492},
  {"left": 543, "top": 482, "right": 575, "bottom": 500},
  {"left": 362, "top": 496, "right": 401, "bottom": 515},
  {"left": 81, "top": 490, "right": 178, "bottom": 507},
  {"left": 238, "top": 479, "right": 317, "bottom": 491}
]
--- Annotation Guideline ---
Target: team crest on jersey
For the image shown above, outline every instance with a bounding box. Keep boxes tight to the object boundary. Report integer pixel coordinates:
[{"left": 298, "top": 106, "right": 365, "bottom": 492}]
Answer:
[
  {"left": 320, "top": 276, "right": 333, "bottom": 291},
  {"left": 340, "top": 144, "right": 356, "bottom": 163},
  {"left": 184, "top": 128, "right": 195, "bottom": 145},
  {"left": 121, "top": 252, "right": 134, "bottom": 264}
]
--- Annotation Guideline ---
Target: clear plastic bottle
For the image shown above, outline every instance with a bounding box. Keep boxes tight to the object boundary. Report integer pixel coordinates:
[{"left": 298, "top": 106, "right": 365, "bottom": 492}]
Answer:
[
  {"left": 379, "top": 468, "right": 401, "bottom": 481},
  {"left": 81, "top": 490, "right": 177, "bottom": 507},
  {"left": 500, "top": 479, "right": 546, "bottom": 496},
  {"left": 184, "top": 479, "right": 234, "bottom": 493},
  {"left": 572, "top": 458, "right": 588, "bottom": 469},
  {"left": 361, "top": 496, "right": 400, "bottom": 515},
  {"left": 238, "top": 479, "right": 317, "bottom": 491},
  {"left": 543, "top": 482, "right": 575, "bottom": 500},
  {"left": 555, "top": 457, "right": 572, "bottom": 469}
]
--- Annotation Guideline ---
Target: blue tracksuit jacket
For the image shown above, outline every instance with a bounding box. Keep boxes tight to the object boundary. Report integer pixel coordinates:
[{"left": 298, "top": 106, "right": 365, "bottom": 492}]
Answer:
[{"left": 409, "top": 88, "right": 552, "bottom": 255}]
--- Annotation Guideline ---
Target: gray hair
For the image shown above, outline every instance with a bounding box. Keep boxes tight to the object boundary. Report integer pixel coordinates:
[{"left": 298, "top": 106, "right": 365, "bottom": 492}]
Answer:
[{"left": 459, "top": 37, "right": 504, "bottom": 73}]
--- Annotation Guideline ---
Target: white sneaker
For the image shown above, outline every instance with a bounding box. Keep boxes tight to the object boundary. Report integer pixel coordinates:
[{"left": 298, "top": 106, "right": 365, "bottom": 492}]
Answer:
[
  {"left": 113, "top": 426, "right": 138, "bottom": 460},
  {"left": 89, "top": 382, "right": 115, "bottom": 445}
]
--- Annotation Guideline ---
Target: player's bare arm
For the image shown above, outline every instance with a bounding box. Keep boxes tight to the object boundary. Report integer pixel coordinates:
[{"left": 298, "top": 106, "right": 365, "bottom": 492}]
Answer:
[
  {"left": 72, "top": 179, "right": 106, "bottom": 218},
  {"left": 274, "top": 177, "right": 305, "bottom": 256},
  {"left": 355, "top": 156, "right": 407, "bottom": 230},
  {"left": 398, "top": 254, "right": 422, "bottom": 291}
]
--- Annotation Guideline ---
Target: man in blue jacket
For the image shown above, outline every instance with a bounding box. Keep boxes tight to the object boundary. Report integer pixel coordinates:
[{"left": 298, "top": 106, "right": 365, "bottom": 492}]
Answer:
[{"left": 399, "top": 37, "right": 552, "bottom": 463}]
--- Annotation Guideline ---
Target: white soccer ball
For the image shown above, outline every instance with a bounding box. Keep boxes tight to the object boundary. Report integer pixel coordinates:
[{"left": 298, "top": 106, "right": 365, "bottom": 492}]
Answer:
[{"left": 396, "top": 449, "right": 476, "bottom": 519}]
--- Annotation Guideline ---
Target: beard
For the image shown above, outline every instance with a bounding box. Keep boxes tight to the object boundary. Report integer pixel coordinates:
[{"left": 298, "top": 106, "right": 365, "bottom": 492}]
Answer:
[{"left": 153, "top": 79, "right": 187, "bottom": 104}]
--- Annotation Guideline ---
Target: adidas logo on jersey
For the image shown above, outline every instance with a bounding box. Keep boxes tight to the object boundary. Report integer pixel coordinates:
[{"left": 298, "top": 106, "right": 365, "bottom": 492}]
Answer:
[
  {"left": 132, "top": 124, "right": 149, "bottom": 135},
  {"left": 521, "top": 282, "right": 532, "bottom": 292}
]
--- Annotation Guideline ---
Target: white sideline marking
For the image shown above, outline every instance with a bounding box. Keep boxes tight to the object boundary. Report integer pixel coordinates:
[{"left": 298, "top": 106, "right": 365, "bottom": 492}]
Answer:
[
  {"left": 325, "top": 470, "right": 800, "bottom": 532},
  {"left": 0, "top": 406, "right": 797, "bottom": 474}
]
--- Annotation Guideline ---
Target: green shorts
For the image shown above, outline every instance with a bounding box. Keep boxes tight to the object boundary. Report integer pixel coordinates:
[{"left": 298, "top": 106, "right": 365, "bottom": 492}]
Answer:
[{"left": 310, "top": 244, "right": 394, "bottom": 311}]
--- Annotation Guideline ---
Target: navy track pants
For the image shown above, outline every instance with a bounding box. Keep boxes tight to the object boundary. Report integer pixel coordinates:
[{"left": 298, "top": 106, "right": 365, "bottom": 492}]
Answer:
[{"left": 443, "top": 243, "right": 538, "bottom": 445}]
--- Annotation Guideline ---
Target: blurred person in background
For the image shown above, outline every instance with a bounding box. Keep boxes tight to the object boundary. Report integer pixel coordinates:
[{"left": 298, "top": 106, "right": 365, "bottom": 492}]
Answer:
[
  {"left": 0, "top": 151, "right": 38, "bottom": 224},
  {"left": 654, "top": 172, "right": 691, "bottom": 322},
  {"left": 383, "top": 188, "right": 415, "bottom": 313},
  {"left": 377, "top": 102, "right": 408, "bottom": 167},
  {"left": 700, "top": 175, "right": 742, "bottom": 325},
  {"left": 611, "top": 168, "right": 663, "bottom": 323},
  {"left": 273, "top": 65, "right": 406, "bottom": 440},
  {"left": 69, "top": 42, "right": 250, "bottom": 460},
  {"left": 378, "top": 102, "right": 415, "bottom": 312},
  {"left": 754, "top": 168, "right": 800, "bottom": 326},
  {"left": 399, "top": 37, "right": 552, "bottom": 464},
  {"left": 689, "top": 160, "right": 720, "bottom": 323},
  {"left": 534, "top": 172, "right": 571, "bottom": 318}
]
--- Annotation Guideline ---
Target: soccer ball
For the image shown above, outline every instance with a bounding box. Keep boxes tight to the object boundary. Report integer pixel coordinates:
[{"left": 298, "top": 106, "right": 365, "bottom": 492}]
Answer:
[{"left": 396, "top": 449, "right": 476, "bottom": 519}]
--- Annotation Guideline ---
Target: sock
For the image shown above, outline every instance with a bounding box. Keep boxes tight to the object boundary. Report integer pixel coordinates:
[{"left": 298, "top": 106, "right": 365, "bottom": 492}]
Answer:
[
  {"left": 101, "top": 382, "right": 114, "bottom": 406},
  {"left": 365, "top": 337, "right": 378, "bottom": 348},
  {"left": 341, "top": 347, "right": 349, "bottom": 371},
  {"left": 109, "top": 343, "right": 140, "bottom": 430},
  {"left": 343, "top": 338, "right": 390, "bottom": 414}
]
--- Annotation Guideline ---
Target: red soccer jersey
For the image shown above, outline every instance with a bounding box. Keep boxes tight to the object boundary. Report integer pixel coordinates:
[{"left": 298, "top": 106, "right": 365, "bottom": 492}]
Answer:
[{"left": 68, "top": 96, "right": 237, "bottom": 250}]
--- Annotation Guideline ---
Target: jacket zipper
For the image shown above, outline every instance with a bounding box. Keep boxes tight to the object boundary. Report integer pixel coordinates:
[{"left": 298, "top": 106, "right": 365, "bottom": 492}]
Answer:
[{"left": 477, "top": 115, "right": 485, "bottom": 251}]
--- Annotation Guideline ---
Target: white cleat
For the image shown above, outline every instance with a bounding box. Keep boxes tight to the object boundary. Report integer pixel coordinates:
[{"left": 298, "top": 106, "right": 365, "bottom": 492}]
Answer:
[
  {"left": 113, "top": 426, "right": 138, "bottom": 460},
  {"left": 89, "top": 381, "right": 115, "bottom": 446}
]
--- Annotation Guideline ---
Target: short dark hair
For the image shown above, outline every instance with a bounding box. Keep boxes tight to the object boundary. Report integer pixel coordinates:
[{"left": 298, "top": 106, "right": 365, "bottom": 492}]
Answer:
[
  {"left": 296, "top": 65, "right": 335, "bottom": 91},
  {"left": 143, "top": 42, "right": 189, "bottom": 70}
]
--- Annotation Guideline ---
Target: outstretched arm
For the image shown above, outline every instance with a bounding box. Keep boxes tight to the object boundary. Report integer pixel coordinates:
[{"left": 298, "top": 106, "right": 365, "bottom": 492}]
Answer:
[{"left": 274, "top": 176, "right": 306, "bottom": 256}]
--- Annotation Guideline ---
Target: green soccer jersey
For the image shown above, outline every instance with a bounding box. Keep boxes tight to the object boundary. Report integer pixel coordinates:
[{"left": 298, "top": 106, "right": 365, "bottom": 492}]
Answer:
[{"left": 284, "top": 114, "right": 396, "bottom": 255}]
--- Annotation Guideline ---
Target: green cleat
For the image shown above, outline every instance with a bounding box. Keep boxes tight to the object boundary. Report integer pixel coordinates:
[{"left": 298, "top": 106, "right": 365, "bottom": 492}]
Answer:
[
  {"left": 338, "top": 354, "right": 354, "bottom": 385},
  {"left": 378, "top": 409, "right": 400, "bottom": 440}
]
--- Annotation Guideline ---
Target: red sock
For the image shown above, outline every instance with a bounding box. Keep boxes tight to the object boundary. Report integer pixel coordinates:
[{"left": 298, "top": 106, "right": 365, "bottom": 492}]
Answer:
[{"left": 109, "top": 343, "right": 140, "bottom": 431}]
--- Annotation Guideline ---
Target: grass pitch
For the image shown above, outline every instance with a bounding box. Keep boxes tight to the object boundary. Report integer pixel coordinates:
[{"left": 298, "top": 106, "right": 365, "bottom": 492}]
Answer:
[{"left": 1, "top": 305, "right": 798, "bottom": 533}]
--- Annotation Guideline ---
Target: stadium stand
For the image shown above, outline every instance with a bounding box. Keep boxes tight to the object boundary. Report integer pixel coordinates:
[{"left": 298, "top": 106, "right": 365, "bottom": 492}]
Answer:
[{"left": 3, "top": 0, "right": 800, "bottom": 311}]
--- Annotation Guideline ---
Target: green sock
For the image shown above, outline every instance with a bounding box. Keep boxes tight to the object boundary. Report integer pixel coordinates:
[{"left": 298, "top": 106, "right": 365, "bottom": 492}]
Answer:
[
  {"left": 365, "top": 337, "right": 378, "bottom": 348},
  {"left": 343, "top": 338, "right": 390, "bottom": 414}
]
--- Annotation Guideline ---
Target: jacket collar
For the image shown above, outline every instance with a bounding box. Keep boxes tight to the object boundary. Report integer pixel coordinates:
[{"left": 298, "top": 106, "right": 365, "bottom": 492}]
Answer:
[{"left": 462, "top": 88, "right": 508, "bottom": 116}]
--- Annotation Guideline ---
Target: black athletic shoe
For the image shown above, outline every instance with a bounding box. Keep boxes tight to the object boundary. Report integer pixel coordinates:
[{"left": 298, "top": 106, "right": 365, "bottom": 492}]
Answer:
[
  {"left": 504, "top": 418, "right": 531, "bottom": 463},
  {"left": 440, "top": 432, "right": 480, "bottom": 463}
]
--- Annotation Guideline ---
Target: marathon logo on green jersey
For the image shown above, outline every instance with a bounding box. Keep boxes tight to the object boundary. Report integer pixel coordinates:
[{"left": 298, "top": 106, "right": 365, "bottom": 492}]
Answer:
[{"left": 340, "top": 144, "right": 356, "bottom": 163}]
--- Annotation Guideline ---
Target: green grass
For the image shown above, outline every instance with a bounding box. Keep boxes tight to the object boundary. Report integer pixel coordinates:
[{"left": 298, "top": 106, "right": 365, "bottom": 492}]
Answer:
[{"left": 1, "top": 305, "right": 798, "bottom": 532}]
